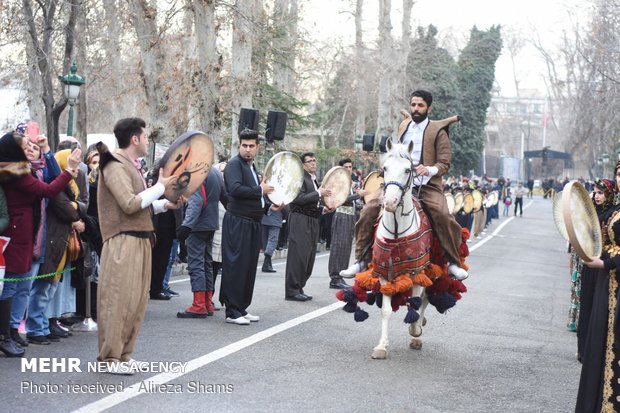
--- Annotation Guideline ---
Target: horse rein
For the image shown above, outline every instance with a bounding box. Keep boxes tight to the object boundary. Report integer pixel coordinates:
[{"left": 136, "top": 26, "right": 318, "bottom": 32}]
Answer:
[{"left": 381, "top": 160, "right": 421, "bottom": 237}]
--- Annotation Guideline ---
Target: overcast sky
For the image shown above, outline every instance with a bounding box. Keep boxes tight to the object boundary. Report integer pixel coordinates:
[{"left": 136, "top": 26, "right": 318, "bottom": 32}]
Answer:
[{"left": 301, "top": 0, "right": 586, "bottom": 96}]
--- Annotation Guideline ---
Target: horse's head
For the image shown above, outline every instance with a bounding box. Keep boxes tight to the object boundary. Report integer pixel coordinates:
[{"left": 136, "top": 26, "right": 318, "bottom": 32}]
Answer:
[{"left": 382, "top": 138, "right": 415, "bottom": 213}]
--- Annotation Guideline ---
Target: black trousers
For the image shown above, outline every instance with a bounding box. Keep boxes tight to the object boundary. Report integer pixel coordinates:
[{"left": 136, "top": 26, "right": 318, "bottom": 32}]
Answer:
[
  {"left": 150, "top": 232, "right": 174, "bottom": 295},
  {"left": 514, "top": 197, "right": 523, "bottom": 216},
  {"left": 220, "top": 213, "right": 262, "bottom": 319},
  {"left": 285, "top": 212, "right": 319, "bottom": 297}
]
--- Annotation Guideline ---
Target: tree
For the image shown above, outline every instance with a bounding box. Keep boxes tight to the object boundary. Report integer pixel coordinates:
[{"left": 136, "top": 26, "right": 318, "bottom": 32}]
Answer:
[
  {"left": 128, "top": 0, "right": 180, "bottom": 143},
  {"left": 192, "top": 0, "right": 223, "bottom": 151},
  {"left": 534, "top": 0, "right": 620, "bottom": 178},
  {"left": 453, "top": 26, "right": 502, "bottom": 175},
  {"left": 374, "top": 0, "right": 393, "bottom": 148},
  {"left": 22, "top": 0, "right": 80, "bottom": 150},
  {"left": 406, "top": 25, "right": 460, "bottom": 120},
  {"left": 230, "top": 0, "right": 260, "bottom": 153}
]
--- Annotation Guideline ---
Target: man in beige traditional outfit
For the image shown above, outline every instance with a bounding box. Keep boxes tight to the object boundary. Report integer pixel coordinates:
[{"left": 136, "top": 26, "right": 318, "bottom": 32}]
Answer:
[
  {"left": 341, "top": 90, "right": 468, "bottom": 281},
  {"left": 97, "top": 117, "right": 180, "bottom": 375}
]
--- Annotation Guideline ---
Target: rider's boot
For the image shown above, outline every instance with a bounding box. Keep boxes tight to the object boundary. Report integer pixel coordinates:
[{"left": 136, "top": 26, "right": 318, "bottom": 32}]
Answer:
[
  {"left": 340, "top": 260, "right": 367, "bottom": 279},
  {"left": 448, "top": 263, "right": 469, "bottom": 281}
]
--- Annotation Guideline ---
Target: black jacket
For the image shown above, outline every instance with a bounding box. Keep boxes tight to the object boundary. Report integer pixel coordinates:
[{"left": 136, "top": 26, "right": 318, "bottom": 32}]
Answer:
[
  {"left": 289, "top": 171, "right": 321, "bottom": 218},
  {"left": 223, "top": 155, "right": 269, "bottom": 222}
]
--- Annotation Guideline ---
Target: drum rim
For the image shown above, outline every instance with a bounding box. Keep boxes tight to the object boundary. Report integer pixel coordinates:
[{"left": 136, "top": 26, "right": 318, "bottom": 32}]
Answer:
[
  {"left": 453, "top": 192, "right": 464, "bottom": 214},
  {"left": 562, "top": 181, "right": 602, "bottom": 262},
  {"left": 445, "top": 192, "right": 456, "bottom": 214},
  {"left": 160, "top": 130, "right": 214, "bottom": 202},
  {"left": 362, "top": 170, "right": 384, "bottom": 204},
  {"left": 552, "top": 190, "right": 569, "bottom": 241}
]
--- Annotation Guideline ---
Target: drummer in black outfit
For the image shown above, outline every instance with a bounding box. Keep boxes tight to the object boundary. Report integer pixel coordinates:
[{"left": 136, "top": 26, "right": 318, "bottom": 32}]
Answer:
[
  {"left": 284, "top": 152, "right": 331, "bottom": 302},
  {"left": 220, "top": 129, "right": 283, "bottom": 325}
]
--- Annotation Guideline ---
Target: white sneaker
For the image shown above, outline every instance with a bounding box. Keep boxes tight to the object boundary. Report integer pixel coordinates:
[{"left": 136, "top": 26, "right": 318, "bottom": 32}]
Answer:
[
  {"left": 225, "top": 316, "right": 250, "bottom": 325},
  {"left": 127, "top": 358, "right": 150, "bottom": 373},
  {"left": 243, "top": 313, "right": 260, "bottom": 322},
  {"left": 340, "top": 261, "right": 366, "bottom": 278},
  {"left": 448, "top": 264, "right": 469, "bottom": 281},
  {"left": 105, "top": 362, "right": 135, "bottom": 376}
]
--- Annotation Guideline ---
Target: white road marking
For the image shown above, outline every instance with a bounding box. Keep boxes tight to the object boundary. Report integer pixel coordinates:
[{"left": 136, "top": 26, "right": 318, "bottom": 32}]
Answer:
[
  {"left": 469, "top": 200, "right": 533, "bottom": 252},
  {"left": 72, "top": 301, "right": 345, "bottom": 413}
]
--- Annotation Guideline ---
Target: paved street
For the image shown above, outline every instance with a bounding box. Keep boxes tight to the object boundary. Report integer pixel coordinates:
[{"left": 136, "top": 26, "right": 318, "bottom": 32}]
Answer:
[{"left": 0, "top": 197, "right": 580, "bottom": 412}]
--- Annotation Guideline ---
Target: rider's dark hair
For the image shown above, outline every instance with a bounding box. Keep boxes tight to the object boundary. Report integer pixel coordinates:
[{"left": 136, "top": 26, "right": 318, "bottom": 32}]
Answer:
[
  {"left": 338, "top": 158, "right": 352, "bottom": 166},
  {"left": 410, "top": 89, "right": 433, "bottom": 107}
]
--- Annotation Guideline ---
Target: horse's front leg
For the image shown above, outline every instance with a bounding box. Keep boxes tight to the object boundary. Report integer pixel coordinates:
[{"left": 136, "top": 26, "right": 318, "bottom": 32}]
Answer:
[
  {"left": 409, "top": 285, "right": 426, "bottom": 350},
  {"left": 372, "top": 280, "right": 392, "bottom": 359}
]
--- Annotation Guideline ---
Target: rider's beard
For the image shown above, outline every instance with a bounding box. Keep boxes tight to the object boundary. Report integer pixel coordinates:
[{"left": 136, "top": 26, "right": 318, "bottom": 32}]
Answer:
[{"left": 411, "top": 111, "right": 428, "bottom": 124}]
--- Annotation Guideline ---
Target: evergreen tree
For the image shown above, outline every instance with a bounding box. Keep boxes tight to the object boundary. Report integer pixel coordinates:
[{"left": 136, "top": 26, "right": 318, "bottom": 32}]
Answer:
[
  {"left": 454, "top": 26, "right": 502, "bottom": 176},
  {"left": 406, "top": 25, "right": 460, "bottom": 121}
]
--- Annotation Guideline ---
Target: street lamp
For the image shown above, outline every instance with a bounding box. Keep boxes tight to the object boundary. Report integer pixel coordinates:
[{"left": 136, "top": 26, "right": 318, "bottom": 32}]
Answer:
[
  {"left": 59, "top": 61, "right": 85, "bottom": 137},
  {"left": 354, "top": 135, "right": 363, "bottom": 169},
  {"left": 602, "top": 153, "right": 610, "bottom": 177}
]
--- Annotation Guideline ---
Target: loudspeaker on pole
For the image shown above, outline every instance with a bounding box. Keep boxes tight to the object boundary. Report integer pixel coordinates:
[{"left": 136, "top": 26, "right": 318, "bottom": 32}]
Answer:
[
  {"left": 266, "top": 111, "right": 288, "bottom": 141},
  {"left": 379, "top": 135, "right": 389, "bottom": 153},
  {"left": 362, "top": 134, "right": 375, "bottom": 152},
  {"left": 238, "top": 108, "right": 259, "bottom": 134}
]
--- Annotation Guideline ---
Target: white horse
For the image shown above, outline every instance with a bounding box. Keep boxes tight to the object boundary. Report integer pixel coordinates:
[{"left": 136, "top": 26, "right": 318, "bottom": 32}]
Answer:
[
  {"left": 370, "top": 137, "right": 430, "bottom": 359},
  {"left": 337, "top": 137, "right": 467, "bottom": 359}
]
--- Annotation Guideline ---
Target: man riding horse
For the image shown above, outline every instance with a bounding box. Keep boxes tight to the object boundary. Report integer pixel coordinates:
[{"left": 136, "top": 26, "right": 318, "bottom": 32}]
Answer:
[{"left": 341, "top": 89, "right": 468, "bottom": 281}]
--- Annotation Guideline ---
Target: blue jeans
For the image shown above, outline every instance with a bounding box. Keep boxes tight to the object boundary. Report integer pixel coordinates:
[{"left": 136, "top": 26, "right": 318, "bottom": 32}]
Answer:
[
  {"left": 0, "top": 271, "right": 30, "bottom": 300},
  {"left": 263, "top": 225, "right": 280, "bottom": 256},
  {"left": 26, "top": 279, "right": 58, "bottom": 337},
  {"left": 10, "top": 262, "right": 41, "bottom": 329},
  {"left": 163, "top": 239, "right": 179, "bottom": 290}
]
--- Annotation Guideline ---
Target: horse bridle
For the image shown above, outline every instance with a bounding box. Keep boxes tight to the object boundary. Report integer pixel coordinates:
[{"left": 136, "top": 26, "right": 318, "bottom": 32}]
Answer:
[{"left": 381, "top": 159, "right": 421, "bottom": 237}]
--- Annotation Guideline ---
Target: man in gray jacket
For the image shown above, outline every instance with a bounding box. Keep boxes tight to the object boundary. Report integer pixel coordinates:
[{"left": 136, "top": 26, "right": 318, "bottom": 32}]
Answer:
[{"left": 176, "top": 165, "right": 228, "bottom": 318}]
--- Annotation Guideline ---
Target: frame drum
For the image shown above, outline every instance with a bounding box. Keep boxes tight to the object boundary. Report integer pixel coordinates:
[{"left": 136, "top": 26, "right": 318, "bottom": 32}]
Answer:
[
  {"left": 160, "top": 131, "right": 214, "bottom": 202},
  {"left": 562, "top": 181, "right": 602, "bottom": 262},
  {"left": 472, "top": 189, "right": 483, "bottom": 212},
  {"left": 322, "top": 166, "right": 352, "bottom": 209},
  {"left": 445, "top": 192, "right": 456, "bottom": 214},
  {"left": 552, "top": 191, "right": 569, "bottom": 241},
  {"left": 487, "top": 190, "right": 499, "bottom": 207},
  {"left": 462, "top": 193, "right": 474, "bottom": 214},
  {"left": 263, "top": 151, "right": 304, "bottom": 205},
  {"left": 453, "top": 191, "right": 464, "bottom": 215},
  {"left": 362, "top": 170, "right": 384, "bottom": 204}
]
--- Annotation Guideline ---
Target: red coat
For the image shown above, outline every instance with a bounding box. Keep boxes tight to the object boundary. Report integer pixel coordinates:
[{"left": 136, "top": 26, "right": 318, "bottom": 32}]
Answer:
[{"left": 2, "top": 169, "right": 72, "bottom": 273}]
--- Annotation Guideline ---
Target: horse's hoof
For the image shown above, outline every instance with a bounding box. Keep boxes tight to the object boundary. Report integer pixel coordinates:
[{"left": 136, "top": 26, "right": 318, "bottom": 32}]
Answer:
[
  {"left": 409, "top": 323, "right": 422, "bottom": 337},
  {"left": 410, "top": 338, "right": 422, "bottom": 350},
  {"left": 371, "top": 349, "right": 387, "bottom": 359}
]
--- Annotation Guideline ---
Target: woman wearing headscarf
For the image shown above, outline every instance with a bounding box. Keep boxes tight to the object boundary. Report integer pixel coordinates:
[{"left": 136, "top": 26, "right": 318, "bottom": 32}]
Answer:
[
  {"left": 572, "top": 179, "right": 616, "bottom": 360},
  {"left": 9, "top": 139, "right": 62, "bottom": 348},
  {"left": 0, "top": 131, "right": 79, "bottom": 357},
  {"left": 577, "top": 163, "right": 620, "bottom": 411},
  {"left": 26, "top": 149, "right": 85, "bottom": 344},
  {"left": 74, "top": 145, "right": 101, "bottom": 321}
]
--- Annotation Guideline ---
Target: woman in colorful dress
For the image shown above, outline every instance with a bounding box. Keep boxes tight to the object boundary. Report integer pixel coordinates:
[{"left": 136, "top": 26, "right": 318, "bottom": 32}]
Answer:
[
  {"left": 570, "top": 179, "right": 616, "bottom": 361},
  {"left": 577, "top": 164, "right": 620, "bottom": 412}
]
